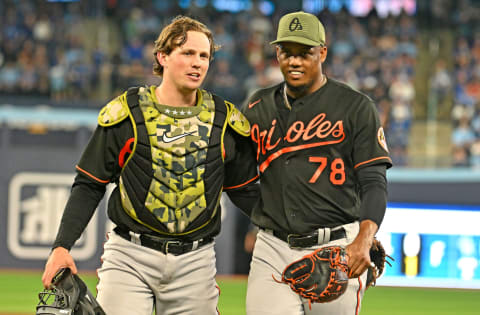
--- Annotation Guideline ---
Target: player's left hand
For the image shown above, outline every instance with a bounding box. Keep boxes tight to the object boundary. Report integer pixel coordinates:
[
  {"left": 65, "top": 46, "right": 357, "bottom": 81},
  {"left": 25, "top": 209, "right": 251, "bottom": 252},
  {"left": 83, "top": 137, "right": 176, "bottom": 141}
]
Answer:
[{"left": 345, "top": 236, "right": 372, "bottom": 278}]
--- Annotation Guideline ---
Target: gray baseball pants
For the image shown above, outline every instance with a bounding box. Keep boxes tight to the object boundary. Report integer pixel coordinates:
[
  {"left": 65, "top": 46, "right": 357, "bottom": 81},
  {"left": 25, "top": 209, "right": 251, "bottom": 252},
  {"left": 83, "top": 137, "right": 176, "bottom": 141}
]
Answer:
[
  {"left": 96, "top": 231, "right": 219, "bottom": 315},
  {"left": 246, "top": 221, "right": 368, "bottom": 315}
]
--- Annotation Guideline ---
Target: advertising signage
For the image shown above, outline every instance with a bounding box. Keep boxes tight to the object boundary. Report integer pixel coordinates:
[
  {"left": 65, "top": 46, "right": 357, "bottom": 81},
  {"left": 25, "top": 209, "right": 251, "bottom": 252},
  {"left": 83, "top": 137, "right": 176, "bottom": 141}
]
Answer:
[{"left": 377, "top": 203, "right": 480, "bottom": 289}]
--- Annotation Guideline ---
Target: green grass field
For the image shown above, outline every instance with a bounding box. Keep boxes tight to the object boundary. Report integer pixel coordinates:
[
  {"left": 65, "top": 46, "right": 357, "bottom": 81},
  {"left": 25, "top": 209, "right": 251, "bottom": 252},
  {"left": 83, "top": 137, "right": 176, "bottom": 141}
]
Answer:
[{"left": 1, "top": 270, "right": 479, "bottom": 315}]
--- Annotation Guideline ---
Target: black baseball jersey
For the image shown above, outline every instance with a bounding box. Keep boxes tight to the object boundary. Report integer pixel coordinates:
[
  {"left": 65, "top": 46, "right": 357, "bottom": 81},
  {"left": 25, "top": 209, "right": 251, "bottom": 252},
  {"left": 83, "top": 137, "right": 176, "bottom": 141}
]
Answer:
[
  {"left": 53, "top": 87, "right": 259, "bottom": 250},
  {"left": 242, "top": 78, "right": 392, "bottom": 234}
]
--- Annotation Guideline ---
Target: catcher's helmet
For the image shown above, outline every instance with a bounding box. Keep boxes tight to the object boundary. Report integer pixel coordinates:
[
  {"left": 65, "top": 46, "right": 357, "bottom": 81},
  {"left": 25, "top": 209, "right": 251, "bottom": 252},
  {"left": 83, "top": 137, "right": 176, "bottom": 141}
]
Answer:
[{"left": 36, "top": 268, "right": 105, "bottom": 315}]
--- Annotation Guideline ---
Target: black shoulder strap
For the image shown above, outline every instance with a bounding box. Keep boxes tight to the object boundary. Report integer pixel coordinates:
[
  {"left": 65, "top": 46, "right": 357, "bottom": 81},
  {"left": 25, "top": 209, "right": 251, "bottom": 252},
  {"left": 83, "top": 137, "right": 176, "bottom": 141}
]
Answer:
[
  {"left": 212, "top": 93, "right": 228, "bottom": 130},
  {"left": 120, "top": 87, "right": 157, "bottom": 230},
  {"left": 126, "top": 87, "right": 143, "bottom": 123},
  {"left": 121, "top": 86, "right": 150, "bottom": 172},
  {"left": 212, "top": 94, "right": 227, "bottom": 113}
]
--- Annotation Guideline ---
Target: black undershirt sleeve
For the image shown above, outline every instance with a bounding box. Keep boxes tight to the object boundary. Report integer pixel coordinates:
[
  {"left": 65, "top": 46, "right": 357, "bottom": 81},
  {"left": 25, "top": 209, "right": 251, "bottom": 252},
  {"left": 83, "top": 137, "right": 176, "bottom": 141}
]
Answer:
[
  {"left": 223, "top": 127, "right": 260, "bottom": 217},
  {"left": 52, "top": 173, "right": 106, "bottom": 250},
  {"left": 51, "top": 121, "right": 130, "bottom": 250},
  {"left": 356, "top": 164, "right": 388, "bottom": 228},
  {"left": 226, "top": 183, "right": 260, "bottom": 217}
]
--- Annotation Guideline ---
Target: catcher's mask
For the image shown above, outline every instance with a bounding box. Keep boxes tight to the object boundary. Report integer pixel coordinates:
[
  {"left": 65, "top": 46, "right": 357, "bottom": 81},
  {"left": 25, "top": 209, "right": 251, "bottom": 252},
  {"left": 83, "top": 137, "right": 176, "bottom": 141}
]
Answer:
[{"left": 36, "top": 268, "right": 105, "bottom": 315}]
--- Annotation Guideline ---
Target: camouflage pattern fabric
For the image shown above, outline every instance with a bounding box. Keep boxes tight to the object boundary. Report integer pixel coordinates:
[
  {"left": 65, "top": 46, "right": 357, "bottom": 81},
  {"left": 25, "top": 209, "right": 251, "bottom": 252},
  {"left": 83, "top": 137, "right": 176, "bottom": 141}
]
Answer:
[
  {"left": 226, "top": 101, "right": 250, "bottom": 137},
  {"left": 98, "top": 94, "right": 129, "bottom": 127},
  {"left": 119, "top": 86, "right": 215, "bottom": 233}
]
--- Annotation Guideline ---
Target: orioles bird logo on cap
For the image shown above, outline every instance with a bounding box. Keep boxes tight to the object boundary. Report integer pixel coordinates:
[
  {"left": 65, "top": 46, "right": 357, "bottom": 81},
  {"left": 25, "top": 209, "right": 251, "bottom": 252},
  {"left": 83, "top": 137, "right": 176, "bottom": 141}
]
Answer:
[{"left": 289, "top": 17, "right": 303, "bottom": 31}]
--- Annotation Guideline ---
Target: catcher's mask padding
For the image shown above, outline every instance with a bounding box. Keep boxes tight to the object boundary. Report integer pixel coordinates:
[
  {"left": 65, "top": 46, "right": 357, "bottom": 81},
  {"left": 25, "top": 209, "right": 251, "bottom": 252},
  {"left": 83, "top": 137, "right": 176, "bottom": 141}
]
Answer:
[{"left": 36, "top": 268, "right": 105, "bottom": 315}]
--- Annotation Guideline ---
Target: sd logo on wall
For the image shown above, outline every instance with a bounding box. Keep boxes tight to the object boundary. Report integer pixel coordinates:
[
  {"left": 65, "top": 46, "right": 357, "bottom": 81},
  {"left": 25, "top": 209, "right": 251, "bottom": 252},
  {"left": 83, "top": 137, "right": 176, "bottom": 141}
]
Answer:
[{"left": 7, "top": 172, "right": 99, "bottom": 260}]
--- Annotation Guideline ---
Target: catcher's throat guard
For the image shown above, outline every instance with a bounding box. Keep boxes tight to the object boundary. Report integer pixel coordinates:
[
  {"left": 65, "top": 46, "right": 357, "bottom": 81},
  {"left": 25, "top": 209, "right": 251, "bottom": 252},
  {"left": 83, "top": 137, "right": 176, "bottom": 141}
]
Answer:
[{"left": 36, "top": 268, "right": 105, "bottom": 315}]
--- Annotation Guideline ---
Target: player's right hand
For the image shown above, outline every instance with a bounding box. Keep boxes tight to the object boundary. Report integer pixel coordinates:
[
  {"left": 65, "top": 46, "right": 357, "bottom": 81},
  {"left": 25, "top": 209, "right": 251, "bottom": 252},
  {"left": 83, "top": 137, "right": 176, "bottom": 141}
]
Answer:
[{"left": 41, "top": 247, "right": 77, "bottom": 289}]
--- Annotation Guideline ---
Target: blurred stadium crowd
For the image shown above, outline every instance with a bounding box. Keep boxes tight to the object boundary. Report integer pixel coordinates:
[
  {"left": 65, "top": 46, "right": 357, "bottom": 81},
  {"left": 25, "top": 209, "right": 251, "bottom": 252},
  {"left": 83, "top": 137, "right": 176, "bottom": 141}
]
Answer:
[
  {"left": 450, "top": 2, "right": 480, "bottom": 168},
  {"left": 0, "top": 0, "right": 479, "bottom": 168}
]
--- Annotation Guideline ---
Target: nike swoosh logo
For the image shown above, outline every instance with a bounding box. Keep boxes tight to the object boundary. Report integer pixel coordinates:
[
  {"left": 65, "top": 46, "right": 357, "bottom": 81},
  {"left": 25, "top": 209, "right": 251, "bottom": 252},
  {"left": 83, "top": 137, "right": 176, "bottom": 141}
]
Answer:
[
  {"left": 248, "top": 99, "right": 261, "bottom": 109},
  {"left": 162, "top": 131, "right": 196, "bottom": 143}
]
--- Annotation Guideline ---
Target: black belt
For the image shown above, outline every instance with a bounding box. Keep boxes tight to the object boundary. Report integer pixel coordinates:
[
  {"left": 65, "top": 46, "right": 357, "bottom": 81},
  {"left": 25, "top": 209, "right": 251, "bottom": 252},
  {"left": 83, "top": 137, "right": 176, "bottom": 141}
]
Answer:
[
  {"left": 264, "top": 227, "right": 346, "bottom": 248},
  {"left": 114, "top": 227, "right": 213, "bottom": 256}
]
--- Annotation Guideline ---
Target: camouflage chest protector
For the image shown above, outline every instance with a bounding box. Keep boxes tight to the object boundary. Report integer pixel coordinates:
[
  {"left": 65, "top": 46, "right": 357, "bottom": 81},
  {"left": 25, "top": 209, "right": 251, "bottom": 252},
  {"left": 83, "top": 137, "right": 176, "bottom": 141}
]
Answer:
[{"left": 98, "top": 86, "right": 249, "bottom": 235}]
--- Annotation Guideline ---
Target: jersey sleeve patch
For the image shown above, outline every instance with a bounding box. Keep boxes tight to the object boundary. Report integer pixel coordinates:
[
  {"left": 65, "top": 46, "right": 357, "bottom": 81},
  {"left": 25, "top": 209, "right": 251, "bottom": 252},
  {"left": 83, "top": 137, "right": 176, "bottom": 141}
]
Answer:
[
  {"left": 226, "top": 101, "right": 251, "bottom": 137},
  {"left": 98, "top": 94, "right": 129, "bottom": 127},
  {"left": 377, "top": 127, "right": 389, "bottom": 153}
]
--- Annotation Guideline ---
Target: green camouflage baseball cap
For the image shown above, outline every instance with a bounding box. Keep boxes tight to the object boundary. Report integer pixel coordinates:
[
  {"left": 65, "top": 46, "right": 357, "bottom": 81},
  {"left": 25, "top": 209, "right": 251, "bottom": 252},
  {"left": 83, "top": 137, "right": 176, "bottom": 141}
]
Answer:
[{"left": 270, "top": 11, "right": 325, "bottom": 47}]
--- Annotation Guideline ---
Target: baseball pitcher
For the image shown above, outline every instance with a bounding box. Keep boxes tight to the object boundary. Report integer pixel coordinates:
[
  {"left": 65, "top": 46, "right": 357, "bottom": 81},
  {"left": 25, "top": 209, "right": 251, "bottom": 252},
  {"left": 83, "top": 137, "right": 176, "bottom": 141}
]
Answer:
[{"left": 242, "top": 11, "right": 392, "bottom": 315}]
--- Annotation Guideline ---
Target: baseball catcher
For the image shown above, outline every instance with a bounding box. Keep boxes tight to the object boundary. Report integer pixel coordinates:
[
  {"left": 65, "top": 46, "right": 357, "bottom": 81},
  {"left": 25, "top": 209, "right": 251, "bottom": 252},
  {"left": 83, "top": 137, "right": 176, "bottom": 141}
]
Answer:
[
  {"left": 36, "top": 268, "right": 105, "bottom": 315},
  {"left": 41, "top": 16, "right": 260, "bottom": 315},
  {"left": 277, "top": 240, "right": 392, "bottom": 306}
]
